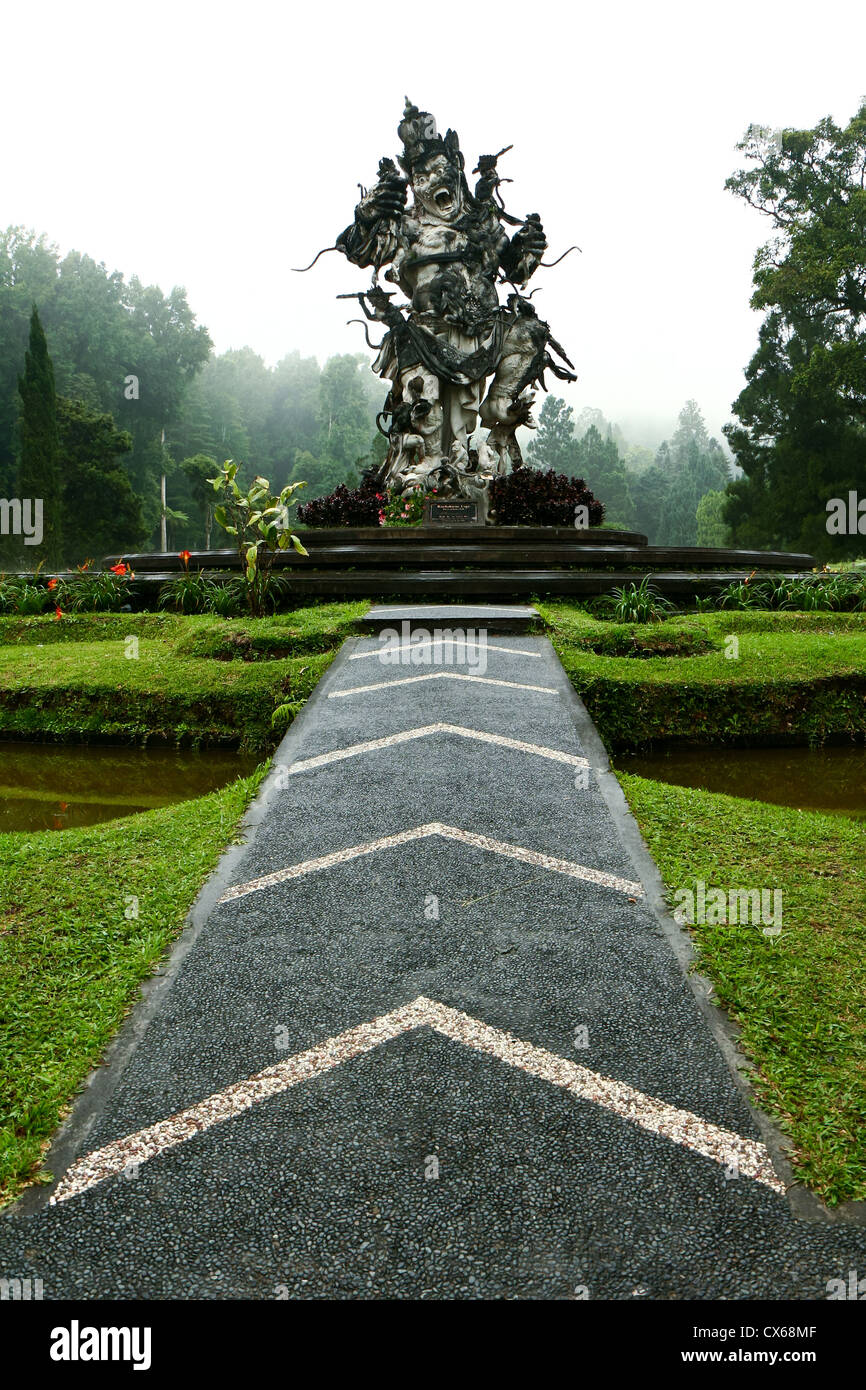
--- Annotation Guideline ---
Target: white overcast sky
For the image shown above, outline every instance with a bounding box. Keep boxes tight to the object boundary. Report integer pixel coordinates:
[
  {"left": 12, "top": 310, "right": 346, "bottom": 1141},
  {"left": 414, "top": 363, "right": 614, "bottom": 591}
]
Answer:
[{"left": 3, "top": 0, "right": 865, "bottom": 449}]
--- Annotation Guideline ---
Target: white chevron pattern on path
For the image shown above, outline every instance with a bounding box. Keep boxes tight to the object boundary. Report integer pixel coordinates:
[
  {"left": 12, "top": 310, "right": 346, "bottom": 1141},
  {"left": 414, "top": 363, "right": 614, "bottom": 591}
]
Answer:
[
  {"left": 329, "top": 672, "right": 558, "bottom": 698},
  {"left": 286, "top": 723, "right": 590, "bottom": 776},
  {"left": 217, "top": 822, "right": 644, "bottom": 902},
  {"left": 51, "top": 995, "right": 784, "bottom": 1205},
  {"left": 349, "top": 640, "right": 542, "bottom": 660}
]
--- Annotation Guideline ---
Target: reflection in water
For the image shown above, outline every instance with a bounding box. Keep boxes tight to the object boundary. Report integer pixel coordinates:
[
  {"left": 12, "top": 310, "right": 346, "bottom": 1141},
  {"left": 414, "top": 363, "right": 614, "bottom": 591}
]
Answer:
[
  {"left": 618, "top": 744, "right": 866, "bottom": 819},
  {"left": 0, "top": 742, "right": 260, "bottom": 833}
]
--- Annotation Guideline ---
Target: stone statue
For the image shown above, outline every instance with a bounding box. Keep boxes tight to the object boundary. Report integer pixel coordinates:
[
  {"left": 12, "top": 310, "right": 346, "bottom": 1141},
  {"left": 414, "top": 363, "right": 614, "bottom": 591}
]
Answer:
[{"left": 306, "top": 100, "right": 578, "bottom": 513}]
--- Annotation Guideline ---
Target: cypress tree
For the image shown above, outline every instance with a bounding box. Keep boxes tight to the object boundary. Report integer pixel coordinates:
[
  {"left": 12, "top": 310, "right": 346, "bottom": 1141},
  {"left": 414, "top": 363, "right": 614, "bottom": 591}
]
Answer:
[{"left": 17, "top": 305, "right": 62, "bottom": 567}]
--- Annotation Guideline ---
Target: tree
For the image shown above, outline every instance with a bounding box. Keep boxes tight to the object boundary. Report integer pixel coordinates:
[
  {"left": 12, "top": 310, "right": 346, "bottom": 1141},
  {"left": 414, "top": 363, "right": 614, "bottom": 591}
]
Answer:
[
  {"left": 696, "top": 490, "right": 732, "bottom": 546},
  {"left": 56, "top": 397, "right": 145, "bottom": 563},
  {"left": 647, "top": 404, "right": 732, "bottom": 544},
  {"left": 574, "top": 406, "right": 627, "bottom": 454},
  {"left": 180, "top": 453, "right": 219, "bottom": 548},
  {"left": 316, "top": 354, "right": 374, "bottom": 472},
  {"left": 286, "top": 450, "right": 351, "bottom": 504},
  {"left": 632, "top": 466, "right": 670, "bottom": 544},
  {"left": 17, "top": 306, "right": 61, "bottom": 567},
  {"left": 623, "top": 444, "right": 655, "bottom": 475},
  {"left": 576, "top": 425, "right": 634, "bottom": 527},
  {"left": 0, "top": 226, "right": 213, "bottom": 550},
  {"left": 526, "top": 395, "right": 581, "bottom": 472},
  {"left": 670, "top": 399, "right": 710, "bottom": 460},
  {"left": 723, "top": 103, "right": 866, "bottom": 559}
]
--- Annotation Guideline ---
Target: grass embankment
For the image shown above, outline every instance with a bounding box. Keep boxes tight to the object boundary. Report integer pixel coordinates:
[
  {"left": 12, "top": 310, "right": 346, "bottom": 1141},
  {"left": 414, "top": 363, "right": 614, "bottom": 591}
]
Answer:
[
  {"left": 0, "top": 602, "right": 366, "bottom": 1206},
  {"left": 536, "top": 602, "right": 866, "bottom": 1206},
  {"left": 538, "top": 604, "right": 866, "bottom": 748},
  {"left": 0, "top": 769, "right": 267, "bottom": 1206},
  {"left": 620, "top": 776, "right": 866, "bottom": 1206},
  {"left": 0, "top": 603, "right": 368, "bottom": 751}
]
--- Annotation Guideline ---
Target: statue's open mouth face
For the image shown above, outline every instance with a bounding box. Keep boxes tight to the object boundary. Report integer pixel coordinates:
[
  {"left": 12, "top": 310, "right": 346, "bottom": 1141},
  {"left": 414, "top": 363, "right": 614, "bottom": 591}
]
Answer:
[{"left": 413, "top": 154, "right": 462, "bottom": 221}]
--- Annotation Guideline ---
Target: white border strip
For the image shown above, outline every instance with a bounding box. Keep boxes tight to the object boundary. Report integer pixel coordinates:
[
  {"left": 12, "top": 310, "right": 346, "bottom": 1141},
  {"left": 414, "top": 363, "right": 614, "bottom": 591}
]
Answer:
[
  {"left": 288, "top": 724, "right": 589, "bottom": 776},
  {"left": 51, "top": 996, "right": 783, "bottom": 1204},
  {"left": 217, "top": 822, "right": 643, "bottom": 902}
]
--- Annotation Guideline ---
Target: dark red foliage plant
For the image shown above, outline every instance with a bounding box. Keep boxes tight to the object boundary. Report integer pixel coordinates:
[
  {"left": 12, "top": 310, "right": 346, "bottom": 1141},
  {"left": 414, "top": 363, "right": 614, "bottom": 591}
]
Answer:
[{"left": 489, "top": 466, "right": 604, "bottom": 526}]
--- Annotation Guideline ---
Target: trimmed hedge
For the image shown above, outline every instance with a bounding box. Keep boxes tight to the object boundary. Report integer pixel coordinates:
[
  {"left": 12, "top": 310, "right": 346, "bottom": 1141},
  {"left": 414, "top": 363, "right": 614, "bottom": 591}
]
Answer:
[{"left": 540, "top": 604, "right": 866, "bottom": 749}]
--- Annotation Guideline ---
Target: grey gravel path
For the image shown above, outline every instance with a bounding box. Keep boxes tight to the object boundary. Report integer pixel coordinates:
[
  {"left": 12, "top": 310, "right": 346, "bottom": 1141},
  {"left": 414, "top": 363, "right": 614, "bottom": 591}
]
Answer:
[{"left": 2, "top": 631, "right": 865, "bottom": 1300}]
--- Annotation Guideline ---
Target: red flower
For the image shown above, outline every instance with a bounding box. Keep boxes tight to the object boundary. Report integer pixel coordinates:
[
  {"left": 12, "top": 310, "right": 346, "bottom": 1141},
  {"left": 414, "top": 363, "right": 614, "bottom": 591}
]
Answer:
[
  {"left": 109, "top": 562, "right": 128, "bottom": 576},
  {"left": 47, "top": 577, "right": 58, "bottom": 591},
  {"left": 178, "top": 550, "right": 191, "bottom": 570},
  {"left": 53, "top": 605, "right": 63, "bottom": 620}
]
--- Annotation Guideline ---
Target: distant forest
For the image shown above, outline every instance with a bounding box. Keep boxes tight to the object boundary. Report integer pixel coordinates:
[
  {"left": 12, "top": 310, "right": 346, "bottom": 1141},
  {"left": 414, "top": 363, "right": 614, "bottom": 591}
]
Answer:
[
  {"left": 525, "top": 397, "right": 734, "bottom": 545},
  {"left": 0, "top": 227, "right": 385, "bottom": 564}
]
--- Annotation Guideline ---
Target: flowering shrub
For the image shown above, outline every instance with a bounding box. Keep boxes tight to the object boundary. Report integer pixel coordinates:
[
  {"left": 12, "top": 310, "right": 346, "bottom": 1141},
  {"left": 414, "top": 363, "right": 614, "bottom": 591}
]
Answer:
[
  {"left": 63, "top": 562, "right": 135, "bottom": 612},
  {"left": 381, "top": 486, "right": 427, "bottom": 527},
  {"left": 488, "top": 465, "right": 604, "bottom": 527}
]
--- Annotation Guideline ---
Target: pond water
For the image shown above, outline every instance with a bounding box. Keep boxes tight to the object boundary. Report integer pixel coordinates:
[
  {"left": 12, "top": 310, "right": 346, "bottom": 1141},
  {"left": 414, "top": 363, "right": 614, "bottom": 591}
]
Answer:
[
  {"left": 617, "top": 744, "right": 866, "bottom": 820},
  {"left": 0, "top": 742, "right": 260, "bottom": 833}
]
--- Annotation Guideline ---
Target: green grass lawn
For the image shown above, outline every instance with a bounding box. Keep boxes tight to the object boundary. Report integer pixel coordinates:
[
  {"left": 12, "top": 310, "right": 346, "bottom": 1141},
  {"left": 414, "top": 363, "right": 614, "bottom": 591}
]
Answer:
[
  {"left": 0, "top": 769, "right": 267, "bottom": 1206},
  {"left": 618, "top": 773, "right": 866, "bottom": 1207},
  {"left": 0, "top": 603, "right": 368, "bottom": 751},
  {"left": 0, "top": 601, "right": 366, "bottom": 1206}
]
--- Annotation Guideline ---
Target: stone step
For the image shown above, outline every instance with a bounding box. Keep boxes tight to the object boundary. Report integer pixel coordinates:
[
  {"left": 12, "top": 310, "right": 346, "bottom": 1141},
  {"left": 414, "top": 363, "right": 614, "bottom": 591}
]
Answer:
[
  {"left": 361, "top": 604, "right": 540, "bottom": 635},
  {"left": 115, "top": 540, "right": 815, "bottom": 573}
]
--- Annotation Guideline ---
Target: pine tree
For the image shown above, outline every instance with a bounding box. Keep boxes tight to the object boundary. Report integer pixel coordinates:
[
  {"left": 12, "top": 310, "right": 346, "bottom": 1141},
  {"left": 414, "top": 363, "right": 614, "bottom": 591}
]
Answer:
[
  {"left": 17, "top": 306, "right": 62, "bottom": 567},
  {"left": 526, "top": 396, "right": 581, "bottom": 473},
  {"left": 576, "top": 425, "right": 635, "bottom": 528}
]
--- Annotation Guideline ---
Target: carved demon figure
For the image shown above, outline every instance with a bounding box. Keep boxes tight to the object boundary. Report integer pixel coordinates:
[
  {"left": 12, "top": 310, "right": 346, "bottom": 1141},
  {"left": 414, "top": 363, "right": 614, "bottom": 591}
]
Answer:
[{"left": 329, "top": 101, "right": 577, "bottom": 508}]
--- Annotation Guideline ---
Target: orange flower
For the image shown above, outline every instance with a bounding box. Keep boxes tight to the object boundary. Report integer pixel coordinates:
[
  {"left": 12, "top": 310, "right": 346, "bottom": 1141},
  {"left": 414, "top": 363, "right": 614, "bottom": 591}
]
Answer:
[
  {"left": 178, "top": 550, "right": 191, "bottom": 570},
  {"left": 47, "top": 577, "right": 58, "bottom": 590},
  {"left": 109, "top": 562, "right": 128, "bottom": 576},
  {"left": 54, "top": 605, "right": 63, "bottom": 621}
]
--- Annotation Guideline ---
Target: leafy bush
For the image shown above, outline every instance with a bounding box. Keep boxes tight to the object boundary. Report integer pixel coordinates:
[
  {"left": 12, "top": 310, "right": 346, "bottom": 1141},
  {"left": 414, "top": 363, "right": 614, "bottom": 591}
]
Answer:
[
  {"left": 708, "top": 573, "right": 866, "bottom": 613},
  {"left": 61, "top": 564, "right": 134, "bottom": 613},
  {"left": 296, "top": 472, "right": 384, "bottom": 528},
  {"left": 209, "top": 578, "right": 247, "bottom": 617},
  {"left": 210, "top": 462, "right": 308, "bottom": 618},
  {"left": 610, "top": 578, "right": 674, "bottom": 623},
  {"left": 716, "top": 579, "right": 766, "bottom": 610},
  {"left": 0, "top": 576, "right": 49, "bottom": 615},
  {"left": 159, "top": 572, "right": 219, "bottom": 614},
  {"left": 488, "top": 465, "right": 604, "bottom": 527}
]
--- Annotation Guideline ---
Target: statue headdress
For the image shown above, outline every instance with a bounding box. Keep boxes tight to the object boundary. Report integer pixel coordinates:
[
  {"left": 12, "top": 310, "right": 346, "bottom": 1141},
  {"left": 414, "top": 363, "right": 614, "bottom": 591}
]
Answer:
[{"left": 397, "top": 98, "right": 464, "bottom": 176}]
